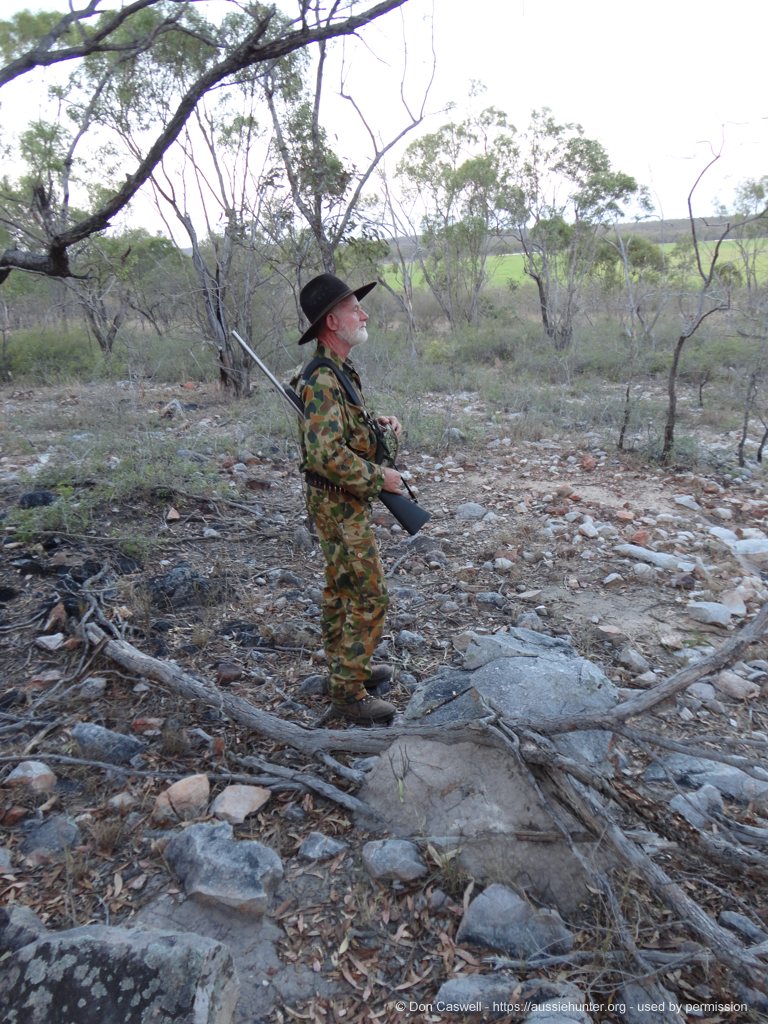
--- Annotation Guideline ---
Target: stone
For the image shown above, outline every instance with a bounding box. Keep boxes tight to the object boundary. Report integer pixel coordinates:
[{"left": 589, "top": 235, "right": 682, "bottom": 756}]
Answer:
[
  {"left": 616, "top": 646, "right": 650, "bottom": 673},
  {"left": 685, "top": 601, "right": 733, "bottom": 627},
  {"left": 669, "top": 784, "right": 723, "bottom": 828},
  {"left": 361, "top": 839, "right": 427, "bottom": 882},
  {"left": 4, "top": 761, "right": 56, "bottom": 794},
  {"left": 35, "top": 633, "right": 66, "bottom": 652},
  {"left": 644, "top": 755, "right": 768, "bottom": 809},
  {"left": 456, "top": 884, "right": 573, "bottom": 958},
  {"left": 455, "top": 502, "right": 488, "bottom": 521},
  {"left": 20, "top": 814, "right": 81, "bottom": 864},
  {"left": 0, "top": 905, "right": 48, "bottom": 953},
  {"left": 619, "top": 980, "right": 685, "bottom": 1023},
  {"left": 712, "top": 669, "right": 761, "bottom": 700},
  {"left": 153, "top": 774, "right": 211, "bottom": 823},
  {"left": 71, "top": 722, "right": 145, "bottom": 765},
  {"left": 210, "top": 785, "right": 270, "bottom": 824},
  {"left": 614, "top": 544, "right": 680, "bottom": 569},
  {"left": 685, "top": 681, "right": 716, "bottom": 702},
  {"left": 0, "top": 924, "right": 238, "bottom": 1024},
  {"left": 674, "top": 494, "right": 701, "bottom": 512},
  {"left": 297, "top": 832, "right": 348, "bottom": 862},
  {"left": 164, "top": 821, "right": 283, "bottom": 915}
]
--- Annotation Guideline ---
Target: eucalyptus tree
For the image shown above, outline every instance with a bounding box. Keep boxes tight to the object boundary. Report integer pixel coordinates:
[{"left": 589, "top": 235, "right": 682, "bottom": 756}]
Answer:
[
  {"left": 397, "top": 106, "right": 516, "bottom": 327},
  {"left": 259, "top": 0, "right": 433, "bottom": 301},
  {"left": 499, "top": 108, "right": 645, "bottom": 350},
  {"left": 0, "top": 0, "right": 411, "bottom": 298}
]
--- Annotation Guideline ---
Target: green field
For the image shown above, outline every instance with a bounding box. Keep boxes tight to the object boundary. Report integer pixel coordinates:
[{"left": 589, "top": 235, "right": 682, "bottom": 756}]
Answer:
[{"left": 383, "top": 238, "right": 768, "bottom": 291}]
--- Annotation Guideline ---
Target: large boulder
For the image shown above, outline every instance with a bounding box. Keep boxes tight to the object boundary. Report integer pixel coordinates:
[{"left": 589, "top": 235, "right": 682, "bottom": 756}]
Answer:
[
  {"left": 0, "top": 924, "right": 238, "bottom": 1024},
  {"left": 360, "top": 628, "right": 619, "bottom": 911}
]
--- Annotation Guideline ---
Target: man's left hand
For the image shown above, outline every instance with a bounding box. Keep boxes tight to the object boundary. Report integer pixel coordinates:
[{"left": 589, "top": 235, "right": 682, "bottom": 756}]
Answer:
[{"left": 377, "top": 415, "right": 402, "bottom": 438}]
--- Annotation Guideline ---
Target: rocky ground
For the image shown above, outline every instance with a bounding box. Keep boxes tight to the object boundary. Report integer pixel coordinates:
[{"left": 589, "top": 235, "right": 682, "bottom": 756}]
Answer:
[{"left": 1, "top": 381, "right": 768, "bottom": 1023}]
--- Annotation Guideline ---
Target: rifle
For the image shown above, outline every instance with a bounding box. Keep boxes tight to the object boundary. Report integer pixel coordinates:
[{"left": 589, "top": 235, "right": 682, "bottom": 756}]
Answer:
[{"left": 232, "top": 331, "right": 430, "bottom": 535}]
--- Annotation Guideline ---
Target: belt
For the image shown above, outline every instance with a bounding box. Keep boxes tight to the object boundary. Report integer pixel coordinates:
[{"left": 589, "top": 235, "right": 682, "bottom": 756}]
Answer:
[{"left": 305, "top": 472, "right": 355, "bottom": 498}]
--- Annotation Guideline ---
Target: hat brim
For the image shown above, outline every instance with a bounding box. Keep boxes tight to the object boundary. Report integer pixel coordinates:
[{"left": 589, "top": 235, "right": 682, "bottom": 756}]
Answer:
[{"left": 298, "top": 281, "right": 377, "bottom": 345}]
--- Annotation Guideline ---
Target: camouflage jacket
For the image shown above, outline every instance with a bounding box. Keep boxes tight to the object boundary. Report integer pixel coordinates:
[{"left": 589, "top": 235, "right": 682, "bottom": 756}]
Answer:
[{"left": 293, "top": 344, "right": 385, "bottom": 500}]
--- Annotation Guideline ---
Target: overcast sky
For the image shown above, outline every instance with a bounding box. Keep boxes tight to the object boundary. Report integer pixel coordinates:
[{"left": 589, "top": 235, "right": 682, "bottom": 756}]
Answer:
[{"left": 2, "top": 0, "right": 766, "bottom": 221}]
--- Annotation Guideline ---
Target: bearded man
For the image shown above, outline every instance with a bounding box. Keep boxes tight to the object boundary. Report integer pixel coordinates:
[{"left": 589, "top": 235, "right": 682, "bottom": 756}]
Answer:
[{"left": 293, "top": 273, "right": 404, "bottom": 724}]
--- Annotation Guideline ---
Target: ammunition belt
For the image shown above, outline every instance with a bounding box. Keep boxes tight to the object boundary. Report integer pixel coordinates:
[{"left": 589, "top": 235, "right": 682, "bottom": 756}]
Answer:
[{"left": 305, "top": 472, "right": 356, "bottom": 499}]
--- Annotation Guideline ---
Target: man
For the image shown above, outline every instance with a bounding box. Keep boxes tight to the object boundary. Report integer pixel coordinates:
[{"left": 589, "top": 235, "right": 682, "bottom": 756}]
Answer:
[{"left": 294, "top": 273, "right": 404, "bottom": 724}]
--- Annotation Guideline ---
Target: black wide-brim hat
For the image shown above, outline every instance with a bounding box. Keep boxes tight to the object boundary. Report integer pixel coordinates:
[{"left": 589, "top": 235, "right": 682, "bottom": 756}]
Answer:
[{"left": 298, "top": 273, "right": 376, "bottom": 345}]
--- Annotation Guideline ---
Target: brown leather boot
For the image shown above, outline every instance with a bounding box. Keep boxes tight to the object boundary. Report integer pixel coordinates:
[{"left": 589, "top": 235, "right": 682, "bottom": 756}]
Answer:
[{"left": 332, "top": 695, "right": 395, "bottom": 724}]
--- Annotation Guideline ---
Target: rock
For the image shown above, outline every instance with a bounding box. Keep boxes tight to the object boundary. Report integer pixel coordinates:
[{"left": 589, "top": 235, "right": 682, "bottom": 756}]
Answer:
[
  {"left": 35, "top": 633, "right": 66, "bottom": 652},
  {"left": 616, "top": 646, "right": 650, "bottom": 673},
  {"left": 153, "top": 774, "right": 211, "bottom": 823},
  {"left": 79, "top": 676, "right": 108, "bottom": 699},
  {"left": 4, "top": 760, "right": 56, "bottom": 794},
  {"left": 0, "top": 905, "right": 48, "bottom": 953},
  {"left": 712, "top": 669, "right": 761, "bottom": 700},
  {"left": 674, "top": 494, "right": 701, "bottom": 512},
  {"left": 164, "top": 821, "right": 283, "bottom": 915},
  {"left": 0, "top": 924, "right": 238, "bottom": 1024},
  {"left": 146, "top": 562, "right": 222, "bottom": 610},
  {"left": 395, "top": 629, "right": 426, "bottom": 651},
  {"left": 210, "top": 785, "right": 270, "bottom": 824},
  {"left": 619, "top": 980, "right": 685, "bottom": 1023},
  {"left": 602, "top": 572, "right": 624, "bottom": 588},
  {"left": 298, "top": 832, "right": 348, "bottom": 862},
  {"left": 361, "top": 839, "right": 427, "bottom": 882},
  {"left": 669, "top": 784, "right": 723, "bottom": 828},
  {"left": 71, "top": 722, "right": 145, "bottom": 765},
  {"left": 20, "top": 814, "right": 81, "bottom": 865},
  {"left": 685, "top": 681, "right": 716, "bottom": 701},
  {"left": 432, "top": 974, "right": 522, "bottom": 1019},
  {"left": 456, "top": 884, "right": 573, "bottom": 958},
  {"left": 455, "top": 501, "right": 488, "bottom": 520},
  {"left": 644, "top": 755, "right": 768, "bottom": 809},
  {"left": 614, "top": 544, "right": 681, "bottom": 569},
  {"left": 685, "top": 602, "right": 733, "bottom": 627}
]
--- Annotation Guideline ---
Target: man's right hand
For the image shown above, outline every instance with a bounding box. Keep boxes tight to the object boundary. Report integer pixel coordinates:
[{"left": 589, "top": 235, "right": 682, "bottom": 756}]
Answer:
[{"left": 381, "top": 467, "right": 403, "bottom": 494}]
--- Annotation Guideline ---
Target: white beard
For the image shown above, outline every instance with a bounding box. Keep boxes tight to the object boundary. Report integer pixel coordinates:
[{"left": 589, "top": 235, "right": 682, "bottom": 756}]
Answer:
[{"left": 338, "top": 324, "right": 368, "bottom": 347}]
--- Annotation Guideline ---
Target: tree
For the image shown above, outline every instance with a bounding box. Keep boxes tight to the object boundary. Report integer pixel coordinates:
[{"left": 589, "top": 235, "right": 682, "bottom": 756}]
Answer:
[
  {"left": 500, "top": 108, "right": 645, "bottom": 349},
  {"left": 260, "top": 0, "right": 432, "bottom": 292},
  {"left": 397, "top": 107, "right": 515, "bottom": 327},
  {"left": 0, "top": 0, "right": 411, "bottom": 288}
]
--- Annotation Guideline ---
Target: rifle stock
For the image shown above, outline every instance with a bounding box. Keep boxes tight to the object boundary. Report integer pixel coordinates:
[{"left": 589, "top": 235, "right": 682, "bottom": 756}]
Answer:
[{"left": 231, "top": 330, "right": 430, "bottom": 535}]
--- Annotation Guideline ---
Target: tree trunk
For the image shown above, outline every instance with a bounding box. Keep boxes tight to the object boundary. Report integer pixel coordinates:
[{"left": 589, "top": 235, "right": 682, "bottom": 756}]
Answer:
[{"left": 662, "top": 333, "right": 687, "bottom": 461}]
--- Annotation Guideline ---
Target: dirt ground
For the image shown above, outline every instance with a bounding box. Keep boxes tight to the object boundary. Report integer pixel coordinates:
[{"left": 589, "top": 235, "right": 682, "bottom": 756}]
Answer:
[{"left": 2, "top": 381, "right": 767, "bottom": 1023}]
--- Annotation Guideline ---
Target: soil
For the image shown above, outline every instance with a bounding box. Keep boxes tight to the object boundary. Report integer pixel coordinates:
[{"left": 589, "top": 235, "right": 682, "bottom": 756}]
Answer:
[{"left": 1, "top": 381, "right": 767, "bottom": 1023}]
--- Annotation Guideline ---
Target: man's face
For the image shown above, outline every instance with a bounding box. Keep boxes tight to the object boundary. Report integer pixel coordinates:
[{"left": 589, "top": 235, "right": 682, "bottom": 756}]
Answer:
[{"left": 332, "top": 295, "right": 369, "bottom": 347}]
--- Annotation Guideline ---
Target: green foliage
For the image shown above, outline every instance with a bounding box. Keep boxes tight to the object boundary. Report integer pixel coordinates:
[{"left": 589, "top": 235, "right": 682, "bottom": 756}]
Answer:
[{"left": 0, "top": 10, "right": 64, "bottom": 62}]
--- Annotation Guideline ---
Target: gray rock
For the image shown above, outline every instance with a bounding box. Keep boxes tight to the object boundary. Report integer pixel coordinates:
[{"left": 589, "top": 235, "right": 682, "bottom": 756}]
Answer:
[
  {"left": 686, "top": 601, "right": 733, "bottom": 627},
  {"left": 0, "top": 924, "right": 238, "bottom": 1024},
  {"left": 297, "top": 832, "right": 348, "bottom": 862},
  {"left": 395, "top": 629, "right": 426, "bottom": 651},
  {"left": 361, "top": 839, "right": 427, "bottom": 882},
  {"left": 619, "top": 980, "right": 684, "bottom": 1023},
  {"left": 433, "top": 974, "right": 521, "bottom": 1018},
  {"left": 617, "top": 646, "right": 651, "bottom": 673},
  {"left": 146, "top": 562, "right": 223, "bottom": 610},
  {"left": 71, "top": 722, "right": 145, "bottom": 765},
  {"left": 456, "top": 501, "right": 488, "bottom": 520},
  {"left": 297, "top": 673, "right": 327, "bottom": 696},
  {"left": 456, "top": 884, "right": 573, "bottom": 958},
  {"left": 0, "top": 906, "right": 47, "bottom": 954},
  {"left": 685, "top": 681, "right": 716, "bottom": 702},
  {"left": 164, "top": 821, "right": 283, "bottom": 915},
  {"left": 614, "top": 544, "right": 682, "bottom": 570},
  {"left": 669, "top": 784, "right": 723, "bottom": 828},
  {"left": 409, "top": 628, "right": 617, "bottom": 766},
  {"left": 20, "top": 814, "right": 81, "bottom": 861},
  {"left": 476, "top": 591, "right": 506, "bottom": 608},
  {"left": 0, "top": 847, "right": 14, "bottom": 874},
  {"left": 644, "top": 755, "right": 768, "bottom": 809}
]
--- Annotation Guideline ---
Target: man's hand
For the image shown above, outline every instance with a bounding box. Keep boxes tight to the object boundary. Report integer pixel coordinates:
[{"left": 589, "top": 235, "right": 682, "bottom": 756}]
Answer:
[
  {"left": 377, "top": 415, "right": 402, "bottom": 438},
  {"left": 381, "top": 467, "right": 403, "bottom": 494}
]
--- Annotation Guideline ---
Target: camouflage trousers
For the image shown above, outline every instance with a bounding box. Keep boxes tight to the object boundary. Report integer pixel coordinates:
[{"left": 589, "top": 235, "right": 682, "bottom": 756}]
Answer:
[{"left": 307, "top": 489, "right": 388, "bottom": 705}]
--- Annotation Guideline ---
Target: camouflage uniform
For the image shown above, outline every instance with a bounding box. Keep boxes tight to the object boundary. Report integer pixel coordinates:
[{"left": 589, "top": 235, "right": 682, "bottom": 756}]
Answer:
[{"left": 294, "top": 344, "right": 388, "bottom": 706}]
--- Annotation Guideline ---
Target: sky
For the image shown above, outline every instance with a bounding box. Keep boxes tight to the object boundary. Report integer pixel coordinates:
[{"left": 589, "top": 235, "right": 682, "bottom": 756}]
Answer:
[{"left": 1, "top": 0, "right": 766, "bottom": 223}]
